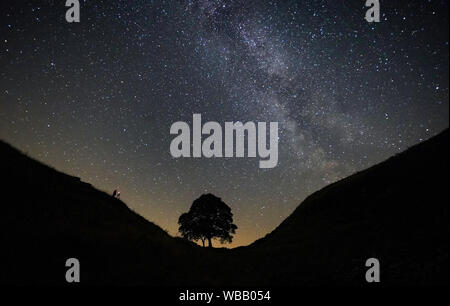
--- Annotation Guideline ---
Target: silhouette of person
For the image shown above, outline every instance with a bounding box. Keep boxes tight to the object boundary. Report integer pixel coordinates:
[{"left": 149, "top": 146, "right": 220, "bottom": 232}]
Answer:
[{"left": 112, "top": 189, "right": 117, "bottom": 198}]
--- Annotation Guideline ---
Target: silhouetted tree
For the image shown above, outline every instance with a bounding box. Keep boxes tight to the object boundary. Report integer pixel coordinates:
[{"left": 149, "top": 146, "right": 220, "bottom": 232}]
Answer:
[{"left": 178, "top": 193, "right": 237, "bottom": 247}]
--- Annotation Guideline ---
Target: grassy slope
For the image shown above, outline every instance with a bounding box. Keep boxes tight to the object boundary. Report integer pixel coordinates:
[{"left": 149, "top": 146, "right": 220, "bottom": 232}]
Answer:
[{"left": 0, "top": 129, "right": 448, "bottom": 285}]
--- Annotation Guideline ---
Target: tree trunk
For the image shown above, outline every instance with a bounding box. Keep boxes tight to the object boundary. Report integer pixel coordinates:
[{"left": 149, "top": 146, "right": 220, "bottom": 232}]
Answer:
[
  {"left": 208, "top": 237, "right": 213, "bottom": 248},
  {"left": 201, "top": 239, "right": 205, "bottom": 247}
]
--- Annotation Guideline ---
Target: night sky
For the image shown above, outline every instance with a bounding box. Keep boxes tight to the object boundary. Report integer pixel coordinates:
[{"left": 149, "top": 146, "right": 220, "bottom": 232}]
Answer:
[{"left": 0, "top": 0, "right": 448, "bottom": 247}]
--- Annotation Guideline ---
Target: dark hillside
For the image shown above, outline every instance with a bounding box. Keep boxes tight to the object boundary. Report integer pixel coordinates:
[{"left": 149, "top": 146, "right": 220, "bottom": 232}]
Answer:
[
  {"left": 0, "top": 140, "right": 202, "bottom": 285},
  {"left": 244, "top": 129, "right": 448, "bottom": 285}
]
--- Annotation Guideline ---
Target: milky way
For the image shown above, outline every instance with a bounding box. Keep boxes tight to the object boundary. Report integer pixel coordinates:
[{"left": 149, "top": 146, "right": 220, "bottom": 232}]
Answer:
[{"left": 0, "top": 0, "right": 448, "bottom": 246}]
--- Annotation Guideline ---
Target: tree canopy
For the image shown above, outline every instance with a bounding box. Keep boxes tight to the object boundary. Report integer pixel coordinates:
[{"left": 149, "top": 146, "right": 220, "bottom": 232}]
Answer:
[{"left": 178, "top": 194, "right": 237, "bottom": 247}]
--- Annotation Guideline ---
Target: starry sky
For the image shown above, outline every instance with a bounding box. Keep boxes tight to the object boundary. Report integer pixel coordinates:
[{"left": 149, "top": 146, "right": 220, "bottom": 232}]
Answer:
[{"left": 0, "top": 0, "right": 448, "bottom": 247}]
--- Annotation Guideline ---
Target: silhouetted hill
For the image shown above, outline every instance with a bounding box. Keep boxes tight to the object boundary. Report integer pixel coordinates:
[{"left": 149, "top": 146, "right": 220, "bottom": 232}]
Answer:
[
  {"left": 0, "top": 140, "right": 202, "bottom": 285},
  {"left": 243, "top": 129, "right": 448, "bottom": 285},
  {"left": 0, "top": 129, "right": 448, "bottom": 285}
]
